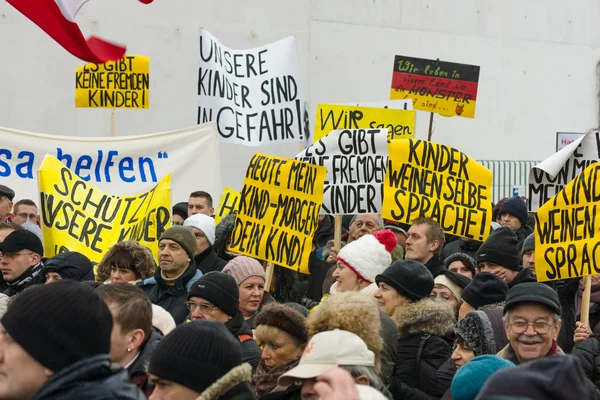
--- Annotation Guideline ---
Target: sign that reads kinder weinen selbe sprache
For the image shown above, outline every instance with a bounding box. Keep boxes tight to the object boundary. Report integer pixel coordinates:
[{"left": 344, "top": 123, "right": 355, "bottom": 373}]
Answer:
[
  {"left": 534, "top": 162, "right": 600, "bottom": 282},
  {"left": 76, "top": 55, "right": 150, "bottom": 108},
  {"left": 228, "top": 154, "right": 326, "bottom": 273},
  {"left": 390, "top": 55, "right": 480, "bottom": 118},
  {"left": 382, "top": 139, "right": 492, "bottom": 242},
  {"left": 197, "top": 29, "right": 308, "bottom": 146}
]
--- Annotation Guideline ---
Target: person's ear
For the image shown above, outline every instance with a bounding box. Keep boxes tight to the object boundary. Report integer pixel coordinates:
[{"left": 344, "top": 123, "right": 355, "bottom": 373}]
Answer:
[
  {"left": 355, "top": 374, "right": 369, "bottom": 386},
  {"left": 428, "top": 240, "right": 440, "bottom": 253},
  {"left": 128, "top": 329, "right": 146, "bottom": 351}
]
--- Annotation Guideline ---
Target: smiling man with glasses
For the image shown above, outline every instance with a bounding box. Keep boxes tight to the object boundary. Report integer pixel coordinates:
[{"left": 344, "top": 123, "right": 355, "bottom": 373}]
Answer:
[
  {"left": 498, "top": 282, "right": 563, "bottom": 364},
  {"left": 0, "top": 230, "right": 44, "bottom": 296}
]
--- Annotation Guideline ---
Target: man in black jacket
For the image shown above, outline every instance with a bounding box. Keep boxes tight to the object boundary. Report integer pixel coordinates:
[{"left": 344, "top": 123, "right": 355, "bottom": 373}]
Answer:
[
  {"left": 405, "top": 217, "right": 446, "bottom": 277},
  {"left": 183, "top": 213, "right": 227, "bottom": 274},
  {"left": 498, "top": 196, "right": 533, "bottom": 252},
  {"left": 0, "top": 281, "right": 143, "bottom": 399},
  {"left": 138, "top": 226, "right": 202, "bottom": 324},
  {"left": 0, "top": 230, "right": 45, "bottom": 296},
  {"left": 187, "top": 271, "right": 261, "bottom": 372}
]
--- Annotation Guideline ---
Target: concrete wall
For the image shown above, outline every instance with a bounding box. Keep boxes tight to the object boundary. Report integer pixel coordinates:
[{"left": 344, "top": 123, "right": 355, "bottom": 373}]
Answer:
[{"left": 1, "top": 0, "right": 598, "bottom": 201}]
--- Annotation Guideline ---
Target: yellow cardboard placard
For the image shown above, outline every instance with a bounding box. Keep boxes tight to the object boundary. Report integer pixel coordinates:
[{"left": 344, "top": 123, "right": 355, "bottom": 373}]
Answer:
[
  {"left": 75, "top": 55, "right": 150, "bottom": 108},
  {"left": 534, "top": 163, "right": 600, "bottom": 282},
  {"left": 215, "top": 187, "right": 241, "bottom": 225},
  {"left": 382, "top": 139, "right": 492, "bottom": 242},
  {"left": 228, "top": 153, "right": 326, "bottom": 273},
  {"left": 39, "top": 155, "right": 170, "bottom": 265},
  {"left": 313, "top": 104, "right": 415, "bottom": 143}
]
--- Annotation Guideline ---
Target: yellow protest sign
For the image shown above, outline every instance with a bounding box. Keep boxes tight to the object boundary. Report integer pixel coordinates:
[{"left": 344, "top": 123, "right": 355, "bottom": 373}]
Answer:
[
  {"left": 39, "top": 155, "right": 170, "bottom": 265},
  {"left": 75, "top": 55, "right": 150, "bottom": 109},
  {"left": 215, "top": 187, "right": 241, "bottom": 225},
  {"left": 534, "top": 163, "right": 600, "bottom": 282},
  {"left": 314, "top": 104, "right": 415, "bottom": 143},
  {"left": 382, "top": 139, "right": 492, "bottom": 242},
  {"left": 228, "top": 154, "right": 326, "bottom": 273}
]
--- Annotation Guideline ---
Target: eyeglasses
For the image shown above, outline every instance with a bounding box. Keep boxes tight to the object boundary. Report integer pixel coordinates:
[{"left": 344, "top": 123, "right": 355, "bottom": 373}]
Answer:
[
  {"left": 0, "top": 252, "right": 35, "bottom": 259},
  {"left": 15, "top": 213, "right": 37, "bottom": 221},
  {"left": 509, "top": 320, "right": 554, "bottom": 334},
  {"left": 185, "top": 301, "right": 218, "bottom": 314}
]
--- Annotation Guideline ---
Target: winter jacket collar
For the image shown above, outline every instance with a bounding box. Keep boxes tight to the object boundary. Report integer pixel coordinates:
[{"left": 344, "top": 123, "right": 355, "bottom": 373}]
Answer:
[
  {"left": 141, "top": 261, "right": 202, "bottom": 292},
  {"left": 6, "top": 261, "right": 44, "bottom": 290},
  {"left": 497, "top": 341, "right": 564, "bottom": 365},
  {"left": 226, "top": 311, "right": 253, "bottom": 337},
  {"left": 508, "top": 267, "right": 537, "bottom": 288},
  {"left": 392, "top": 298, "right": 455, "bottom": 339},
  {"left": 425, "top": 255, "right": 446, "bottom": 278},
  {"left": 194, "top": 247, "right": 226, "bottom": 274},
  {"left": 33, "top": 355, "right": 142, "bottom": 399},
  {"left": 128, "top": 330, "right": 161, "bottom": 376}
]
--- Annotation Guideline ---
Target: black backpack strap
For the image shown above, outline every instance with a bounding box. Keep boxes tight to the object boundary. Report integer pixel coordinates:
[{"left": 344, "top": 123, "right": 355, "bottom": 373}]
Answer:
[{"left": 415, "top": 334, "right": 431, "bottom": 388}]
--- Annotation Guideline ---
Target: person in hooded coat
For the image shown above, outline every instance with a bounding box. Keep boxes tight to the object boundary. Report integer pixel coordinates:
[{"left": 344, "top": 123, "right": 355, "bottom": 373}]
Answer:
[{"left": 43, "top": 251, "right": 94, "bottom": 283}]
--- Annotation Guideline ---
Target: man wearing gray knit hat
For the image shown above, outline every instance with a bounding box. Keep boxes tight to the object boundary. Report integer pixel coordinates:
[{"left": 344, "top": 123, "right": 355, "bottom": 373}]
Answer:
[
  {"left": 521, "top": 233, "right": 535, "bottom": 277},
  {"left": 138, "top": 226, "right": 203, "bottom": 325}
]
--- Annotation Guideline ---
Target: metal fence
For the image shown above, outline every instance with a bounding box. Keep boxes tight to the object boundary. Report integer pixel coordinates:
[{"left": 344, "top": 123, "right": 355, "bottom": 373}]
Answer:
[{"left": 477, "top": 160, "right": 539, "bottom": 203}]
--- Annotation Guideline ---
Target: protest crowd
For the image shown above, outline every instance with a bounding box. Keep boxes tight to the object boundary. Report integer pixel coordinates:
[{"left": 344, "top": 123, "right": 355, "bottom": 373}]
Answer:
[{"left": 0, "top": 180, "right": 598, "bottom": 400}]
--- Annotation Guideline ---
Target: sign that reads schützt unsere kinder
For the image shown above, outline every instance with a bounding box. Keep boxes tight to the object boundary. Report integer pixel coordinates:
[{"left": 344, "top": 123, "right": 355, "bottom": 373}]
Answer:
[
  {"left": 39, "top": 155, "right": 171, "bottom": 264},
  {"left": 296, "top": 129, "right": 388, "bottom": 215},
  {"left": 197, "top": 29, "right": 307, "bottom": 146},
  {"left": 534, "top": 162, "right": 600, "bottom": 282},
  {"left": 390, "top": 55, "right": 480, "bottom": 118},
  {"left": 228, "top": 154, "right": 326, "bottom": 273},
  {"left": 382, "top": 139, "right": 492, "bottom": 241},
  {"left": 76, "top": 55, "right": 149, "bottom": 108}
]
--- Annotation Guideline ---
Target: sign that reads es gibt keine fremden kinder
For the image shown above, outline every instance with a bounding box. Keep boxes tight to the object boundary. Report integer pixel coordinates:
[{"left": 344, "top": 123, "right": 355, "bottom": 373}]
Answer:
[
  {"left": 197, "top": 29, "right": 308, "bottom": 146},
  {"left": 390, "top": 55, "right": 480, "bottom": 118}
]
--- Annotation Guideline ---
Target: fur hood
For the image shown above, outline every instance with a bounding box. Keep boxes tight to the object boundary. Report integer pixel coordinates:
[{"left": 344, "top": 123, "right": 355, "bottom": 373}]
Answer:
[
  {"left": 196, "top": 363, "right": 253, "bottom": 400},
  {"left": 392, "top": 298, "right": 456, "bottom": 339},
  {"left": 96, "top": 240, "right": 156, "bottom": 282},
  {"left": 479, "top": 301, "right": 505, "bottom": 311},
  {"left": 308, "top": 292, "right": 382, "bottom": 371}
]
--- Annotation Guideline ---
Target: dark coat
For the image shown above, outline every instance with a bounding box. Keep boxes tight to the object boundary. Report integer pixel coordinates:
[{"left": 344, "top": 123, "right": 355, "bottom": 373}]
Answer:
[
  {"left": 4, "top": 264, "right": 45, "bottom": 297},
  {"left": 380, "top": 311, "right": 399, "bottom": 385},
  {"left": 43, "top": 251, "right": 94, "bottom": 282},
  {"left": 225, "top": 311, "right": 262, "bottom": 373},
  {"left": 508, "top": 267, "right": 536, "bottom": 289},
  {"left": 314, "top": 215, "right": 334, "bottom": 248},
  {"left": 515, "top": 224, "right": 534, "bottom": 252},
  {"left": 441, "top": 239, "right": 481, "bottom": 262},
  {"left": 389, "top": 299, "right": 455, "bottom": 400},
  {"left": 306, "top": 251, "right": 332, "bottom": 301},
  {"left": 33, "top": 355, "right": 144, "bottom": 399},
  {"left": 259, "top": 386, "right": 302, "bottom": 400},
  {"left": 137, "top": 262, "right": 202, "bottom": 325},
  {"left": 557, "top": 278, "right": 589, "bottom": 353},
  {"left": 128, "top": 329, "right": 161, "bottom": 397},
  {"left": 194, "top": 246, "right": 227, "bottom": 275},
  {"left": 573, "top": 337, "right": 600, "bottom": 389},
  {"left": 425, "top": 255, "right": 446, "bottom": 278}
]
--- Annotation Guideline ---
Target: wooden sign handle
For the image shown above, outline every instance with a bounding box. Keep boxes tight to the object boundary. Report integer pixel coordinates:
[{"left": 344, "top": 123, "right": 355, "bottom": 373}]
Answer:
[{"left": 581, "top": 275, "right": 592, "bottom": 327}]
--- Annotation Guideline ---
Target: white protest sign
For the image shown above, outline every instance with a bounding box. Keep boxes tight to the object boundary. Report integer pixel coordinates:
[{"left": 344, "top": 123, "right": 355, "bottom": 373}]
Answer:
[
  {"left": 296, "top": 129, "right": 388, "bottom": 215},
  {"left": 0, "top": 123, "right": 222, "bottom": 207},
  {"left": 528, "top": 130, "right": 599, "bottom": 211},
  {"left": 197, "top": 29, "right": 308, "bottom": 146}
]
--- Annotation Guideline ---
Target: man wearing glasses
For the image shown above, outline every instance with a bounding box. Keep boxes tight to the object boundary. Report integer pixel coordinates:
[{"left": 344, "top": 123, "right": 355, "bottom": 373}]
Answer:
[
  {"left": 498, "top": 282, "right": 563, "bottom": 363},
  {"left": 0, "top": 230, "right": 44, "bottom": 296},
  {"left": 11, "top": 199, "right": 38, "bottom": 226}
]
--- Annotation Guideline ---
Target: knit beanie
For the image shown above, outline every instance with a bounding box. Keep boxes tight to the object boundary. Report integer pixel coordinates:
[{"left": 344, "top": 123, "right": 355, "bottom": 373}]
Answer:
[
  {"left": 521, "top": 233, "right": 535, "bottom": 258},
  {"left": 337, "top": 230, "right": 397, "bottom": 283},
  {"left": 188, "top": 272, "right": 240, "bottom": 317},
  {"left": 149, "top": 320, "right": 244, "bottom": 394},
  {"left": 160, "top": 225, "right": 197, "bottom": 258},
  {"left": 476, "top": 227, "right": 520, "bottom": 271},
  {"left": 451, "top": 355, "right": 515, "bottom": 400},
  {"left": 375, "top": 260, "right": 434, "bottom": 302},
  {"left": 1, "top": 280, "right": 112, "bottom": 372},
  {"left": 22, "top": 221, "right": 43, "bottom": 244},
  {"left": 455, "top": 311, "right": 496, "bottom": 356},
  {"left": 222, "top": 256, "right": 266, "bottom": 285},
  {"left": 434, "top": 270, "right": 470, "bottom": 301},
  {"left": 255, "top": 303, "right": 308, "bottom": 344},
  {"left": 476, "top": 355, "right": 586, "bottom": 400},
  {"left": 184, "top": 213, "right": 216, "bottom": 245},
  {"left": 498, "top": 196, "right": 528, "bottom": 226},
  {"left": 172, "top": 202, "right": 188, "bottom": 220},
  {"left": 443, "top": 253, "right": 477, "bottom": 277},
  {"left": 461, "top": 272, "right": 508, "bottom": 309}
]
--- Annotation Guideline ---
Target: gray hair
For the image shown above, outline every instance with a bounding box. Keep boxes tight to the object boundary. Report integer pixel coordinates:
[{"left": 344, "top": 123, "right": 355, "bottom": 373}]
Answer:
[
  {"left": 341, "top": 365, "right": 388, "bottom": 395},
  {"left": 349, "top": 215, "right": 384, "bottom": 229}
]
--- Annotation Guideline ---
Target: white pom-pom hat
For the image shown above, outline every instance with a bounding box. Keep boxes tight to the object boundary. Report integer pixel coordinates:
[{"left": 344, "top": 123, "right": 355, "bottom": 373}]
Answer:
[{"left": 337, "top": 230, "right": 397, "bottom": 283}]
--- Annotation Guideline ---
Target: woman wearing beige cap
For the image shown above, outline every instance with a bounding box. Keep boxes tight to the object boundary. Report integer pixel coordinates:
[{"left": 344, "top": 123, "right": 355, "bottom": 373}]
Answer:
[{"left": 223, "top": 256, "right": 275, "bottom": 328}]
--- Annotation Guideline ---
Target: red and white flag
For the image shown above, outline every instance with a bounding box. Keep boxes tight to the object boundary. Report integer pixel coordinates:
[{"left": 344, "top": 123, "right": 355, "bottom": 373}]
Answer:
[{"left": 6, "top": 0, "right": 153, "bottom": 64}]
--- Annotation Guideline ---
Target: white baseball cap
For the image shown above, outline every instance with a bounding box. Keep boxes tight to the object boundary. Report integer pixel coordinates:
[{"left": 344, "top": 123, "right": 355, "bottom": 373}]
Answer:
[{"left": 278, "top": 329, "right": 375, "bottom": 387}]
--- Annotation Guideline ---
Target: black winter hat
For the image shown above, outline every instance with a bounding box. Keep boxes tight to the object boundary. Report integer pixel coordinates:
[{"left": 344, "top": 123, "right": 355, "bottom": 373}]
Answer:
[
  {"left": 455, "top": 310, "right": 496, "bottom": 356},
  {"left": 1, "top": 280, "right": 112, "bottom": 372},
  {"left": 188, "top": 271, "right": 239, "bottom": 317},
  {"left": 498, "top": 196, "right": 528, "bottom": 226},
  {"left": 477, "top": 355, "right": 587, "bottom": 400},
  {"left": 44, "top": 251, "right": 94, "bottom": 282},
  {"left": 0, "top": 229, "right": 43, "bottom": 256},
  {"left": 521, "top": 233, "right": 535, "bottom": 258},
  {"left": 149, "top": 320, "right": 244, "bottom": 394},
  {"left": 376, "top": 260, "right": 434, "bottom": 302},
  {"left": 504, "top": 282, "right": 561, "bottom": 316},
  {"left": 461, "top": 272, "right": 508, "bottom": 309},
  {"left": 443, "top": 252, "right": 477, "bottom": 277},
  {"left": 476, "top": 227, "right": 520, "bottom": 271},
  {"left": 172, "top": 202, "right": 188, "bottom": 221}
]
